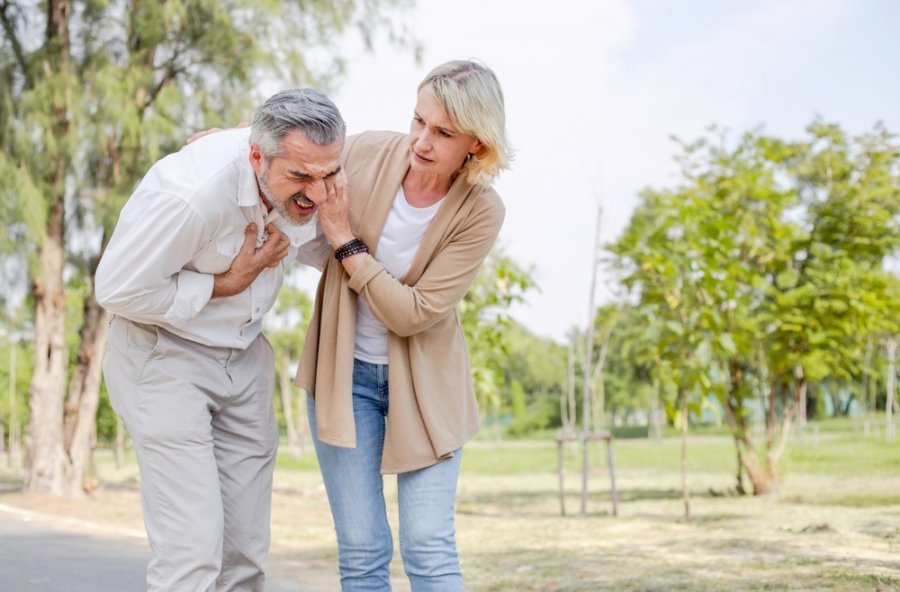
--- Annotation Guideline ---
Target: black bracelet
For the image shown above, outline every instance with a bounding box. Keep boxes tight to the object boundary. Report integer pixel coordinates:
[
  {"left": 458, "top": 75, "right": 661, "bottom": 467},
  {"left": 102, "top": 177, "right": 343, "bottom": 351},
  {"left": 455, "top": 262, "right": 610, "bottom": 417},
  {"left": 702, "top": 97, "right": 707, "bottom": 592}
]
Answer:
[{"left": 334, "top": 238, "right": 369, "bottom": 261}]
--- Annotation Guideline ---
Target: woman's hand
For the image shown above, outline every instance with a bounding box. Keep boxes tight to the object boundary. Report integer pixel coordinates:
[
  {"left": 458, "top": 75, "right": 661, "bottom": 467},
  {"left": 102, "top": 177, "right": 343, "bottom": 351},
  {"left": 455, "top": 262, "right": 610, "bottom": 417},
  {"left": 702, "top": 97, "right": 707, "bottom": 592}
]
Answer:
[
  {"left": 186, "top": 122, "right": 249, "bottom": 145},
  {"left": 318, "top": 169, "right": 355, "bottom": 249}
]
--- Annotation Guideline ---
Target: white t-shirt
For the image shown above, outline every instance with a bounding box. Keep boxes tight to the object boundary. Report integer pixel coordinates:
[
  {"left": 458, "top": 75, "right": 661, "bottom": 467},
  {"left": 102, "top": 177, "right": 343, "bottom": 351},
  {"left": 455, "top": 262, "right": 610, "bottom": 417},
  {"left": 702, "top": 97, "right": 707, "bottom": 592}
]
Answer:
[{"left": 354, "top": 187, "right": 441, "bottom": 363}]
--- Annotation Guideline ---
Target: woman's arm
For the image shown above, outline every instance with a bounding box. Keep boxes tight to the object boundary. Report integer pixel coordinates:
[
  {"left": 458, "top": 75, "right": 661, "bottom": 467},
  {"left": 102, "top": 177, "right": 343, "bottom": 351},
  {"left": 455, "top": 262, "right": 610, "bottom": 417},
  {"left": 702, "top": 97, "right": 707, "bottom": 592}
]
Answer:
[
  {"left": 318, "top": 175, "right": 504, "bottom": 337},
  {"left": 354, "top": 204, "right": 503, "bottom": 337}
]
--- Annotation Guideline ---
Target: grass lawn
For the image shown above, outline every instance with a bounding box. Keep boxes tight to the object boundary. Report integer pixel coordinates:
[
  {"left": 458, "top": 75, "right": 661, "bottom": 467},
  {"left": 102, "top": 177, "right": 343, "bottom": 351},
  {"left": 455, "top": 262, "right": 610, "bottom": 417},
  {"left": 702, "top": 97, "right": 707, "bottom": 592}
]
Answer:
[
  {"left": 1, "top": 416, "right": 898, "bottom": 591},
  {"left": 269, "top": 417, "right": 900, "bottom": 591}
]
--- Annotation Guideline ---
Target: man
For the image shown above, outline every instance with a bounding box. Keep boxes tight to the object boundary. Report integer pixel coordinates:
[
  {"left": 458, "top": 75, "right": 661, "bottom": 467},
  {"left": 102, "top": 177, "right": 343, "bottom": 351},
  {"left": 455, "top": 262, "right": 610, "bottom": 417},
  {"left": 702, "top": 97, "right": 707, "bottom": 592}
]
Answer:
[{"left": 96, "top": 89, "right": 345, "bottom": 592}]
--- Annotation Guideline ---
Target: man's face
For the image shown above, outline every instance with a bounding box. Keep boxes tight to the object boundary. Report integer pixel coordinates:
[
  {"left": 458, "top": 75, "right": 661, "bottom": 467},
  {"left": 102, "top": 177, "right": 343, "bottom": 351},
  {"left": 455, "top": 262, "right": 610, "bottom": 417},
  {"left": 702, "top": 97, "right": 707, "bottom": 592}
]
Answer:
[{"left": 250, "top": 130, "right": 343, "bottom": 225}]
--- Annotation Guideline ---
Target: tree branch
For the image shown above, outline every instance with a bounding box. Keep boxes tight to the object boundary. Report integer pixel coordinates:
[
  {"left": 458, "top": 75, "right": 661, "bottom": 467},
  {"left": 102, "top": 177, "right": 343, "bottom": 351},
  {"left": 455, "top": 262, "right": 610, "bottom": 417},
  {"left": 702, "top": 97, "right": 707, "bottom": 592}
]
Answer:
[{"left": 0, "top": 0, "right": 33, "bottom": 88}]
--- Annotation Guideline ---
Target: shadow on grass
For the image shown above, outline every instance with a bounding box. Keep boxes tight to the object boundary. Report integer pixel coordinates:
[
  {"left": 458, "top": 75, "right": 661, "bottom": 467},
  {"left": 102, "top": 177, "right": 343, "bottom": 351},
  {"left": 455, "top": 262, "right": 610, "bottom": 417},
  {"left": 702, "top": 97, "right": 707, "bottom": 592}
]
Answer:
[
  {"left": 464, "top": 537, "right": 900, "bottom": 592},
  {"left": 783, "top": 492, "right": 900, "bottom": 508},
  {"left": 458, "top": 486, "right": 732, "bottom": 516}
]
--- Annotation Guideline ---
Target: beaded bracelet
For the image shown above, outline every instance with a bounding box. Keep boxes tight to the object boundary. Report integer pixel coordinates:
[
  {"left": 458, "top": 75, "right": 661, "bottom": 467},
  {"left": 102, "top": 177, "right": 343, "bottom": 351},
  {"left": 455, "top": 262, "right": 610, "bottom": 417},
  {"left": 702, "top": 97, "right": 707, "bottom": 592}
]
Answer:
[{"left": 334, "top": 238, "right": 369, "bottom": 261}]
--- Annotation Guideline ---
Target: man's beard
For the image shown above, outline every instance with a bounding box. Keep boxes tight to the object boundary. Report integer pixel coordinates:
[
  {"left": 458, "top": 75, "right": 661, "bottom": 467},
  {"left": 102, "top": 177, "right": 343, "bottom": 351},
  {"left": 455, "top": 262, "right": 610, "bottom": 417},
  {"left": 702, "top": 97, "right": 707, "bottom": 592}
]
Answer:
[{"left": 259, "top": 170, "right": 315, "bottom": 226}]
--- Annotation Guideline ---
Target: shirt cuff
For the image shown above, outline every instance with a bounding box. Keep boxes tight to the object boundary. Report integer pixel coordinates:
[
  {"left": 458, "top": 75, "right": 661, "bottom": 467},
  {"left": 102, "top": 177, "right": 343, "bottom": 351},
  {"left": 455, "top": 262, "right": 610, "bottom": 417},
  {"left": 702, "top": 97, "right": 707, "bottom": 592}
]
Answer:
[{"left": 163, "top": 269, "right": 214, "bottom": 326}]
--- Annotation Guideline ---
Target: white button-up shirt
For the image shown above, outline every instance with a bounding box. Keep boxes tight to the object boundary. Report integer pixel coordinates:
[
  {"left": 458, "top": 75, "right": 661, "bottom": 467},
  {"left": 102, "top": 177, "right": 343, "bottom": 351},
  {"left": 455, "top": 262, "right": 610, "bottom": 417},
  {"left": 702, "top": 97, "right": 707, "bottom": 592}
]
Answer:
[{"left": 96, "top": 127, "right": 322, "bottom": 349}]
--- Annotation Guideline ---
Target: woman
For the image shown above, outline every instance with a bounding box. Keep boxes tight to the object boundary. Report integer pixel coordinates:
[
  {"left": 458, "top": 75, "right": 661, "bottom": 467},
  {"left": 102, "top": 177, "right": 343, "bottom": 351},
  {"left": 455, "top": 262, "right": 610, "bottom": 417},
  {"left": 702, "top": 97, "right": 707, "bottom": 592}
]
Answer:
[{"left": 300, "top": 59, "right": 510, "bottom": 590}]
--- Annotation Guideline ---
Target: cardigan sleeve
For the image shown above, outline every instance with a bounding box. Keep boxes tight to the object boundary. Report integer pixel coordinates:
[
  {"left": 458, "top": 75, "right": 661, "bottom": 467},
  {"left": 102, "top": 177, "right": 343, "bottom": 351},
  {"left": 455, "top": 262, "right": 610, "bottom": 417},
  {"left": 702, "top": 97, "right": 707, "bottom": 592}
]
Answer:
[{"left": 347, "top": 196, "right": 505, "bottom": 337}]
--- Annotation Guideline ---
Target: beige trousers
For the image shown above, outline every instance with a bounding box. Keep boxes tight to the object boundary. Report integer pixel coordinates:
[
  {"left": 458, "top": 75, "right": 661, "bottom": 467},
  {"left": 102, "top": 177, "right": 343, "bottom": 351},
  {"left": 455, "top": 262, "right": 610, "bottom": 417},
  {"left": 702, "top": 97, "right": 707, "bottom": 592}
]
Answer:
[{"left": 103, "top": 316, "right": 278, "bottom": 592}]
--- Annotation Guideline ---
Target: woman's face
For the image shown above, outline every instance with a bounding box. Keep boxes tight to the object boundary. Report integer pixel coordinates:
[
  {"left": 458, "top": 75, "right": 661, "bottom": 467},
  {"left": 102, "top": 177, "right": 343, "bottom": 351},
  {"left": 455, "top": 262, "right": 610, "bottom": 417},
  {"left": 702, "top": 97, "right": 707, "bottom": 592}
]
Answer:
[{"left": 408, "top": 88, "right": 482, "bottom": 179}]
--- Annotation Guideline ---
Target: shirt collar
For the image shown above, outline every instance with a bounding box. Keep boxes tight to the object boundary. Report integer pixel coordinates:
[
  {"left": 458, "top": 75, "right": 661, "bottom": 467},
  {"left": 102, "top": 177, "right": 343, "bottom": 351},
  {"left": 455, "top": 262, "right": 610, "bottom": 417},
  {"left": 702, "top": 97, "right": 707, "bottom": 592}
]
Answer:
[
  {"left": 236, "top": 136, "right": 261, "bottom": 208},
  {"left": 268, "top": 210, "right": 320, "bottom": 247}
]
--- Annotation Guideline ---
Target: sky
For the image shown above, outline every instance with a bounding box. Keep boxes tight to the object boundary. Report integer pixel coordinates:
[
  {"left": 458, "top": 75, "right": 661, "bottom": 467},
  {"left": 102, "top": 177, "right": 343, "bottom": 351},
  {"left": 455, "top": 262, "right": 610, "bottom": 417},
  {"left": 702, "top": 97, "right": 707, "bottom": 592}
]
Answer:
[{"left": 289, "top": 0, "right": 900, "bottom": 343}]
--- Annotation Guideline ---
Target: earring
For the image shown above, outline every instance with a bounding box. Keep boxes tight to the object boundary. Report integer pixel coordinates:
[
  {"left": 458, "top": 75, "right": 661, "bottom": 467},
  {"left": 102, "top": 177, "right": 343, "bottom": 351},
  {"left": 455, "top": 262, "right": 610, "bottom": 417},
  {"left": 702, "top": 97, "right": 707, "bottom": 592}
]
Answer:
[{"left": 465, "top": 152, "right": 474, "bottom": 164}]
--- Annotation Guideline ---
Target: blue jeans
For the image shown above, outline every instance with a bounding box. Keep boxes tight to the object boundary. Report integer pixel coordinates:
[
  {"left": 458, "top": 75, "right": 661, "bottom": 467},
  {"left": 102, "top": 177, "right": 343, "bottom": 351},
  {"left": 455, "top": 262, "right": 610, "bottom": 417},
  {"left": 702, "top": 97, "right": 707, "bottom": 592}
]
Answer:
[{"left": 308, "top": 359, "right": 464, "bottom": 591}]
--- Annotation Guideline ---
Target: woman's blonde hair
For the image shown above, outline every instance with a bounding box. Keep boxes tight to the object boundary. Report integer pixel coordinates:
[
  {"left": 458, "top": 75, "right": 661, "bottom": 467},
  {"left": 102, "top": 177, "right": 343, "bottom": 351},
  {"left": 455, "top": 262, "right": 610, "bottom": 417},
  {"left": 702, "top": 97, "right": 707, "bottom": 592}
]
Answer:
[{"left": 418, "top": 60, "right": 512, "bottom": 186}]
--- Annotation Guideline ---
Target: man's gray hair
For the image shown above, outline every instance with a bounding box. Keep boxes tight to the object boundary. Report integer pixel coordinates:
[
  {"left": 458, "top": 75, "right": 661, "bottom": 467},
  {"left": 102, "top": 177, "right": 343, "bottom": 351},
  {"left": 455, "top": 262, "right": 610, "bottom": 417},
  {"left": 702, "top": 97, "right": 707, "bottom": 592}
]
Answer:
[{"left": 250, "top": 88, "right": 346, "bottom": 159}]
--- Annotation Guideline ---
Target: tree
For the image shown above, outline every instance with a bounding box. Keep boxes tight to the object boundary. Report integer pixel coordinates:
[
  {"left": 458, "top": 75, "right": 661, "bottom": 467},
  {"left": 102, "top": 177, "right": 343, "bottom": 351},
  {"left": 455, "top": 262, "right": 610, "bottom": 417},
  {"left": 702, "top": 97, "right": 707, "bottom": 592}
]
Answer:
[
  {"left": 611, "top": 174, "right": 737, "bottom": 516},
  {"left": 0, "top": 0, "right": 413, "bottom": 496},
  {"left": 776, "top": 122, "right": 900, "bottom": 429},
  {"left": 594, "top": 303, "right": 658, "bottom": 432},
  {"left": 458, "top": 248, "right": 535, "bottom": 428},
  {"left": 610, "top": 121, "right": 899, "bottom": 496},
  {"left": 501, "top": 323, "right": 567, "bottom": 436}
]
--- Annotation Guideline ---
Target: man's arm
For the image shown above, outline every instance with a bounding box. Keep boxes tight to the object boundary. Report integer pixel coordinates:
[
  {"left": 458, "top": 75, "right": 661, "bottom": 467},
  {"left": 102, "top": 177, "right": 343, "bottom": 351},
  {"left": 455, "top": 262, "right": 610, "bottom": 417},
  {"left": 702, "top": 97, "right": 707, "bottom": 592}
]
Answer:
[
  {"left": 213, "top": 222, "right": 291, "bottom": 296},
  {"left": 96, "top": 191, "right": 290, "bottom": 326}
]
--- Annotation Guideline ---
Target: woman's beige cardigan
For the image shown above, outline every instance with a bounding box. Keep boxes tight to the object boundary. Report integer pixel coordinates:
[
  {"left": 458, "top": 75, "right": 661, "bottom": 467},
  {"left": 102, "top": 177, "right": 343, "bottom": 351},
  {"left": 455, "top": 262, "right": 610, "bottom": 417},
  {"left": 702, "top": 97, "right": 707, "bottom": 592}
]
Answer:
[{"left": 295, "top": 131, "right": 505, "bottom": 474}]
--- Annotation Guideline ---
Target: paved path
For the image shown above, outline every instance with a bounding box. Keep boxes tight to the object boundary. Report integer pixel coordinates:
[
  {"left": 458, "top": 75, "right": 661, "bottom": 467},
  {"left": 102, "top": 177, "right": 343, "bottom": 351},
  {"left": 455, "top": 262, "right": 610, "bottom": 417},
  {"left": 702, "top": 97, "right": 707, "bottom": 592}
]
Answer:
[{"left": 0, "top": 506, "right": 298, "bottom": 591}]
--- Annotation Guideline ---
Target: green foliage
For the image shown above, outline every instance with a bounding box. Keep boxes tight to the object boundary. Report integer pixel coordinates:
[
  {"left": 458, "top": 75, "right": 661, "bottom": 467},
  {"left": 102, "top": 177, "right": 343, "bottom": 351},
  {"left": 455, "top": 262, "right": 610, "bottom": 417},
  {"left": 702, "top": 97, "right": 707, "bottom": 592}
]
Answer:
[
  {"left": 0, "top": 337, "right": 32, "bottom": 449},
  {"left": 0, "top": 0, "right": 415, "bottom": 469},
  {"left": 594, "top": 303, "right": 660, "bottom": 419},
  {"left": 498, "top": 323, "right": 568, "bottom": 435},
  {"left": 267, "top": 271, "right": 314, "bottom": 358},
  {"left": 94, "top": 387, "right": 118, "bottom": 443},
  {"left": 264, "top": 271, "right": 314, "bottom": 434},
  {"left": 459, "top": 248, "right": 535, "bottom": 415},
  {"left": 761, "top": 121, "right": 900, "bottom": 384},
  {"left": 504, "top": 377, "right": 556, "bottom": 437},
  {"left": 608, "top": 120, "right": 900, "bottom": 491},
  {"left": 509, "top": 379, "right": 526, "bottom": 419},
  {"left": 1, "top": 0, "right": 416, "bottom": 288},
  {"left": 612, "top": 121, "right": 899, "bottom": 402}
]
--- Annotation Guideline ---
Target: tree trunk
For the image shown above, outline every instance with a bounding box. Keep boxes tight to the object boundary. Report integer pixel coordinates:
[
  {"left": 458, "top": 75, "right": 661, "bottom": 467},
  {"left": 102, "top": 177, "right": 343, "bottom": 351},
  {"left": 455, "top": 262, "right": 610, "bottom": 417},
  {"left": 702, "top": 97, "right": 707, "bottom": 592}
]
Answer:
[
  {"left": 591, "top": 377, "right": 604, "bottom": 432},
  {"left": 26, "top": 201, "right": 68, "bottom": 495},
  {"left": 763, "top": 382, "right": 802, "bottom": 494},
  {"left": 279, "top": 354, "right": 301, "bottom": 458},
  {"left": 61, "top": 293, "right": 109, "bottom": 497},
  {"left": 591, "top": 341, "right": 609, "bottom": 431},
  {"left": 679, "top": 389, "right": 690, "bottom": 522},
  {"left": 828, "top": 385, "right": 843, "bottom": 419},
  {"left": 738, "top": 440, "right": 776, "bottom": 495},
  {"left": 765, "top": 379, "right": 778, "bottom": 449},
  {"left": 725, "top": 410, "right": 775, "bottom": 495},
  {"left": 47, "top": 0, "right": 72, "bottom": 59},
  {"left": 1, "top": 345, "right": 7, "bottom": 460},
  {"left": 7, "top": 343, "right": 20, "bottom": 469},
  {"left": 650, "top": 376, "right": 663, "bottom": 440},
  {"left": 25, "top": 0, "right": 74, "bottom": 496},
  {"left": 115, "top": 415, "right": 125, "bottom": 469},
  {"left": 861, "top": 337, "right": 874, "bottom": 414},
  {"left": 794, "top": 365, "right": 807, "bottom": 429},
  {"left": 723, "top": 362, "right": 777, "bottom": 496},
  {"left": 886, "top": 339, "right": 896, "bottom": 443},
  {"left": 579, "top": 203, "right": 602, "bottom": 516},
  {"left": 564, "top": 339, "right": 575, "bottom": 430}
]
